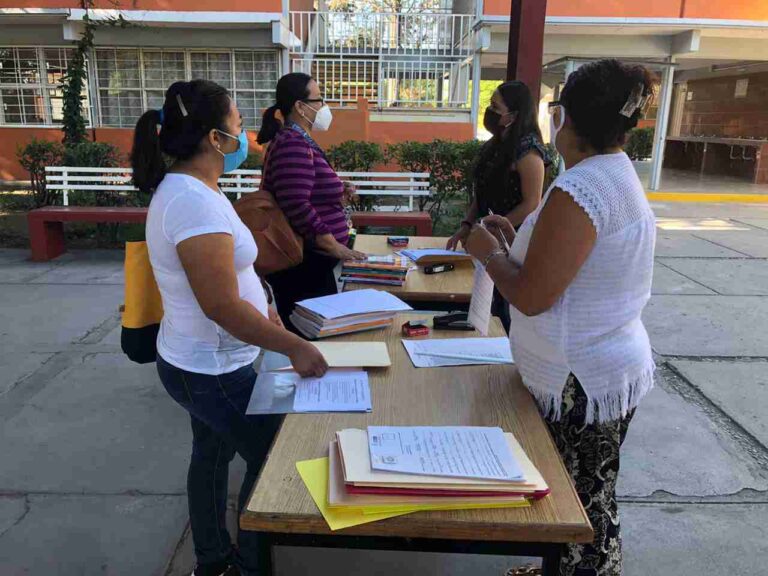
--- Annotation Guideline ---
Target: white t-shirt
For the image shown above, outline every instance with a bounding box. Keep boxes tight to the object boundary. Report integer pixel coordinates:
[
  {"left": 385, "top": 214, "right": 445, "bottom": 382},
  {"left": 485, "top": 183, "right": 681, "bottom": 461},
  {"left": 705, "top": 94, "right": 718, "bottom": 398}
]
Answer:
[
  {"left": 508, "top": 152, "right": 656, "bottom": 424},
  {"left": 146, "top": 173, "right": 268, "bottom": 375}
]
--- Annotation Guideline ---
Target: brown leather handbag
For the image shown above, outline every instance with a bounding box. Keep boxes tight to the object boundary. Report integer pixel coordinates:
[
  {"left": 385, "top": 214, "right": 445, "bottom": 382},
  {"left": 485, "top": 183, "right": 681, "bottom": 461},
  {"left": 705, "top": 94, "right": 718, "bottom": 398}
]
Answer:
[{"left": 235, "top": 146, "right": 304, "bottom": 276}]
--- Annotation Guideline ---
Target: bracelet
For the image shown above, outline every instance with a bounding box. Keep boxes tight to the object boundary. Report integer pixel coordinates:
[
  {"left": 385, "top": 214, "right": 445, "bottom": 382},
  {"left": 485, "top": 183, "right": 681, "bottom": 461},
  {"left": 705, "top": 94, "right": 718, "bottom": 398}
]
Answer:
[
  {"left": 460, "top": 220, "right": 473, "bottom": 229},
  {"left": 482, "top": 249, "right": 506, "bottom": 268}
]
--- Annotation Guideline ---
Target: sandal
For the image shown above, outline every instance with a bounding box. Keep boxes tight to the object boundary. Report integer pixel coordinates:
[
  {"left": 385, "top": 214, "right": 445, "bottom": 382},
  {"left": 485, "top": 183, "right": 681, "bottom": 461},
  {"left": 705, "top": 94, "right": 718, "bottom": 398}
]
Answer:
[{"left": 504, "top": 565, "right": 541, "bottom": 576}]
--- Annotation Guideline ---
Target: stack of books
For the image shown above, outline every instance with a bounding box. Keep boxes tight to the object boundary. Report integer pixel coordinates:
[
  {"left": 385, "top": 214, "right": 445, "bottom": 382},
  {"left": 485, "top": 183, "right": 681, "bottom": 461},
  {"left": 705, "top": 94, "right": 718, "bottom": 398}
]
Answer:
[
  {"left": 327, "top": 427, "right": 549, "bottom": 514},
  {"left": 340, "top": 255, "right": 410, "bottom": 287},
  {"left": 290, "top": 289, "right": 412, "bottom": 340}
]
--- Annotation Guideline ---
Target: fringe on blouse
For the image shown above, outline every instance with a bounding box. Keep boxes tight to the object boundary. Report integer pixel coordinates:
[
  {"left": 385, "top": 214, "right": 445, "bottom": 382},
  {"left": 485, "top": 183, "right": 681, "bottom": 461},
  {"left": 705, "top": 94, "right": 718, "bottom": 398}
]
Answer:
[{"left": 528, "top": 362, "right": 657, "bottom": 424}]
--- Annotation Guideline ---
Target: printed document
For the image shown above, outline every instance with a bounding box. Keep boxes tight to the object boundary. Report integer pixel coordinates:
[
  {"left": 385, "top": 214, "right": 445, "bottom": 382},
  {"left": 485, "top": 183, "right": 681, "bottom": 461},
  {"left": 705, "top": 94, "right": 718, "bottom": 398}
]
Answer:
[
  {"left": 293, "top": 370, "right": 372, "bottom": 413},
  {"left": 467, "top": 259, "right": 494, "bottom": 336},
  {"left": 401, "top": 337, "right": 513, "bottom": 368},
  {"left": 367, "top": 426, "right": 523, "bottom": 481}
]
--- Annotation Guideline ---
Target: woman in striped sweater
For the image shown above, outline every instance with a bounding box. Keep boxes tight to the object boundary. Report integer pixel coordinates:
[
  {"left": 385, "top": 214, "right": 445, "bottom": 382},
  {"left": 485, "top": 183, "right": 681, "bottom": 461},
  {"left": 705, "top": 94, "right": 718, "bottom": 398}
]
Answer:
[{"left": 257, "top": 73, "right": 365, "bottom": 334}]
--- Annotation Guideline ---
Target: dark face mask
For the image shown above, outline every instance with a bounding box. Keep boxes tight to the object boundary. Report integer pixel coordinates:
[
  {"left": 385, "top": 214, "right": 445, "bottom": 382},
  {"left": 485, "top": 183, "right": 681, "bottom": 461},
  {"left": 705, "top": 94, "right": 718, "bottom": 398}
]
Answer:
[{"left": 483, "top": 107, "right": 512, "bottom": 136}]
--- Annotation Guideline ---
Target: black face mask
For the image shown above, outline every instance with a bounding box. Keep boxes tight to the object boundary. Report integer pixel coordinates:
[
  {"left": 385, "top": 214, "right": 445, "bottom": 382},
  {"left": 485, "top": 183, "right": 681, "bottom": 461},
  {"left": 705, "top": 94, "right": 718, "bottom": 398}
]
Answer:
[{"left": 483, "top": 107, "right": 501, "bottom": 134}]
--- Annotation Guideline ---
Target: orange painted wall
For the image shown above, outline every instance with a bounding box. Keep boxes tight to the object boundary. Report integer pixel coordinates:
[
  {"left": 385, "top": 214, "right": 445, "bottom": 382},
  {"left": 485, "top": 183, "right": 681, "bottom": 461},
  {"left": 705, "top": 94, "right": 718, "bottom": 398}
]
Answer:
[
  {"left": 682, "top": 0, "right": 768, "bottom": 20},
  {"left": 0, "top": 0, "right": 283, "bottom": 12},
  {"left": 484, "top": 0, "right": 682, "bottom": 18},
  {"left": 483, "top": 0, "right": 768, "bottom": 19},
  {"left": 0, "top": 101, "right": 472, "bottom": 180}
]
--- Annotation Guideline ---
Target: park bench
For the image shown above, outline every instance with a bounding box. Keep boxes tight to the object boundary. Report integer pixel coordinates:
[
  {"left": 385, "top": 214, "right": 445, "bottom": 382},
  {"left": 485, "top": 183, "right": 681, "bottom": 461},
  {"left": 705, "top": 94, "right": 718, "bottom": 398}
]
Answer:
[{"left": 27, "top": 166, "right": 433, "bottom": 261}]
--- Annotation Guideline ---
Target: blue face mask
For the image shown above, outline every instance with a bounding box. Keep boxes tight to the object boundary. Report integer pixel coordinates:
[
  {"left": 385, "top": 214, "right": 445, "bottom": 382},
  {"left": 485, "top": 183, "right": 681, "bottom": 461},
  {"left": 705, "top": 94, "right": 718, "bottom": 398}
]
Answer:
[{"left": 216, "top": 129, "right": 249, "bottom": 173}]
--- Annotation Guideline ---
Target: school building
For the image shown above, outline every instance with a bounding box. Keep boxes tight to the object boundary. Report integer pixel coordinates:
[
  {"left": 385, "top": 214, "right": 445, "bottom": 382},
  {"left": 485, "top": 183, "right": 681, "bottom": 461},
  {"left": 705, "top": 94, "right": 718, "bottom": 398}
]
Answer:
[{"left": 1, "top": 0, "right": 767, "bottom": 188}]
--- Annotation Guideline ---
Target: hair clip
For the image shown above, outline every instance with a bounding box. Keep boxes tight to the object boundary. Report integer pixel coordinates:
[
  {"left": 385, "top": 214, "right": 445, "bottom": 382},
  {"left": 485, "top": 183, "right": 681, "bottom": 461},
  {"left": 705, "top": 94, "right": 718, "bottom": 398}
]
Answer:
[
  {"left": 176, "top": 93, "right": 189, "bottom": 117},
  {"left": 620, "top": 83, "right": 646, "bottom": 118}
]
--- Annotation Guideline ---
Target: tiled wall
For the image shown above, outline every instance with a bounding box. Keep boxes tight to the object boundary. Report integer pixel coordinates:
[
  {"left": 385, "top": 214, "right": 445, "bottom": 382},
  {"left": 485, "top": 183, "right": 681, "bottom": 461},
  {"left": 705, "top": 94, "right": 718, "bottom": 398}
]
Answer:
[{"left": 680, "top": 72, "right": 768, "bottom": 139}]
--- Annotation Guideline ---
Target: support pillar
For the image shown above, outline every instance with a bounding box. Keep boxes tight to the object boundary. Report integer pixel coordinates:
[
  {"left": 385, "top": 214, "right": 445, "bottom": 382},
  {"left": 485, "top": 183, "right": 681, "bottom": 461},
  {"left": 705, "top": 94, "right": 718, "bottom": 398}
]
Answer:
[
  {"left": 649, "top": 62, "right": 675, "bottom": 191},
  {"left": 506, "top": 0, "right": 548, "bottom": 102}
]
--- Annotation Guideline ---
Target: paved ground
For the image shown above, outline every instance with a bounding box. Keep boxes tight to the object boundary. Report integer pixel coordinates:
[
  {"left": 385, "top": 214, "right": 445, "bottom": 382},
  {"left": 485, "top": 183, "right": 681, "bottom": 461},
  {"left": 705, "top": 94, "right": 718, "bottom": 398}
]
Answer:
[{"left": 2, "top": 202, "right": 768, "bottom": 576}]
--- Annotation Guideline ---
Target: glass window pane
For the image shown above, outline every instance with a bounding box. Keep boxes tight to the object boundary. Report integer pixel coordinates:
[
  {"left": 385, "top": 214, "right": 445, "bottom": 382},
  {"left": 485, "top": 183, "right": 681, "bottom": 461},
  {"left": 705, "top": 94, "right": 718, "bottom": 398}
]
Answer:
[
  {"left": 142, "top": 51, "right": 185, "bottom": 89},
  {"left": 190, "top": 52, "right": 232, "bottom": 89},
  {"left": 0, "top": 48, "right": 40, "bottom": 86},
  {"left": 43, "top": 48, "right": 73, "bottom": 85},
  {"left": 234, "top": 52, "right": 255, "bottom": 90},
  {"left": 145, "top": 90, "right": 165, "bottom": 111},
  {"left": 1, "top": 88, "right": 45, "bottom": 124},
  {"left": 99, "top": 89, "right": 142, "bottom": 127},
  {"left": 96, "top": 49, "right": 140, "bottom": 89}
]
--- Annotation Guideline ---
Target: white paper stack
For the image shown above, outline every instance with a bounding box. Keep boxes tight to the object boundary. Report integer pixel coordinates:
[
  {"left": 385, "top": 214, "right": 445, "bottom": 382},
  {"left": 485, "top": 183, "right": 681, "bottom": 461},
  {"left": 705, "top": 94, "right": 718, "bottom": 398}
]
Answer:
[{"left": 290, "top": 289, "right": 412, "bottom": 339}]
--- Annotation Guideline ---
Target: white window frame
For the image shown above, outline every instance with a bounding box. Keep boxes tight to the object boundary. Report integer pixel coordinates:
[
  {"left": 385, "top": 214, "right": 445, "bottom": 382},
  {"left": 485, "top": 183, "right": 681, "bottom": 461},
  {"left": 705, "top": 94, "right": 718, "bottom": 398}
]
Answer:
[
  {"left": 0, "top": 46, "right": 92, "bottom": 128},
  {"left": 93, "top": 47, "right": 280, "bottom": 129}
]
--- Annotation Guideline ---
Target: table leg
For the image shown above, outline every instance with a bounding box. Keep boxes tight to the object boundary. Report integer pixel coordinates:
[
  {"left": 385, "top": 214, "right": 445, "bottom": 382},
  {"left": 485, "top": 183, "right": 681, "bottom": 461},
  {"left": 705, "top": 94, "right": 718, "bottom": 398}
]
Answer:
[
  {"left": 540, "top": 545, "right": 563, "bottom": 576},
  {"left": 254, "top": 532, "right": 274, "bottom": 576}
]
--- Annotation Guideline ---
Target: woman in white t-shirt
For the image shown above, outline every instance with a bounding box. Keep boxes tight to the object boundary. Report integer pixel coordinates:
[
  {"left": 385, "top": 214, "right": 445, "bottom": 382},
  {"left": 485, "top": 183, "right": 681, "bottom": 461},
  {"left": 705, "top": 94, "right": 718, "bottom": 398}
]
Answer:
[
  {"left": 131, "top": 79, "right": 328, "bottom": 576},
  {"left": 465, "top": 60, "right": 656, "bottom": 576}
]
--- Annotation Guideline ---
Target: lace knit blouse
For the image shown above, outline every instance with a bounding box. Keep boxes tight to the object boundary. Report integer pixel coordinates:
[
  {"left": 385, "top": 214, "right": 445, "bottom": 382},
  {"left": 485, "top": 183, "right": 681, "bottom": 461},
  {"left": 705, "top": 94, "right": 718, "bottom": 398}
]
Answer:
[{"left": 507, "top": 152, "right": 656, "bottom": 424}]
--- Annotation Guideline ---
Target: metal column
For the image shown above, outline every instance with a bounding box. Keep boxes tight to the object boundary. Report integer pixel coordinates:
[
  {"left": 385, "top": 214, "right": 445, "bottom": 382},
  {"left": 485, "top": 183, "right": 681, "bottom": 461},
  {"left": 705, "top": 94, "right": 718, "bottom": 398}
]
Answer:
[
  {"left": 505, "top": 0, "right": 548, "bottom": 102},
  {"left": 470, "top": 52, "right": 482, "bottom": 138},
  {"left": 649, "top": 62, "right": 675, "bottom": 191}
]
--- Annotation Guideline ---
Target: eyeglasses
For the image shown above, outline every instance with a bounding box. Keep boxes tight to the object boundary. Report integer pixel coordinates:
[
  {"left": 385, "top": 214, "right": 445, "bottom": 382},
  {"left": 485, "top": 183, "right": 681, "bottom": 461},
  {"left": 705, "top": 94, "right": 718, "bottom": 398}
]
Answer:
[{"left": 303, "top": 98, "right": 325, "bottom": 106}]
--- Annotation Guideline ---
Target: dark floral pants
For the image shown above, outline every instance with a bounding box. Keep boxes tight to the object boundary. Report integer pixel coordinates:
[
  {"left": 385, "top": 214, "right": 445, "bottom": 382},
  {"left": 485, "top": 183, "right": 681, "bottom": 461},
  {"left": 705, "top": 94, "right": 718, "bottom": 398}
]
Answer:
[{"left": 545, "top": 375, "right": 634, "bottom": 576}]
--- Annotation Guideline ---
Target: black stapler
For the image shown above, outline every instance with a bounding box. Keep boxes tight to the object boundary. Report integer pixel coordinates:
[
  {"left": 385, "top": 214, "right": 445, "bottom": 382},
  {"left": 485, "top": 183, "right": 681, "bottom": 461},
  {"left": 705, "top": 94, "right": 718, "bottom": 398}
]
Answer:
[{"left": 433, "top": 312, "right": 475, "bottom": 331}]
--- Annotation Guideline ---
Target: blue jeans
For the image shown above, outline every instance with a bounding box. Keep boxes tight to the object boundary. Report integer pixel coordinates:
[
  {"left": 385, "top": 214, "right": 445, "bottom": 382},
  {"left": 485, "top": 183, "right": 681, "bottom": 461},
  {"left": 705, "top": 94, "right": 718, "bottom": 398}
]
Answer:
[{"left": 157, "top": 354, "right": 283, "bottom": 575}]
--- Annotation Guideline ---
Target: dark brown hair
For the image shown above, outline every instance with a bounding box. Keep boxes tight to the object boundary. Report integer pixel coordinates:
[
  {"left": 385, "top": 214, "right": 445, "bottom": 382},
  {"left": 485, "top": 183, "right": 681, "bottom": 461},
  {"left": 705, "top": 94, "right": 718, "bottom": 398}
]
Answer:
[
  {"left": 130, "top": 79, "right": 231, "bottom": 193},
  {"left": 560, "top": 59, "right": 656, "bottom": 152}
]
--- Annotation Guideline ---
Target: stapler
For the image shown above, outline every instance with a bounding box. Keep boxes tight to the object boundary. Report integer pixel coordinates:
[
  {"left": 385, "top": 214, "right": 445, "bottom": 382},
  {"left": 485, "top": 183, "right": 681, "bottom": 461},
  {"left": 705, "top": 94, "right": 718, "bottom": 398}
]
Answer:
[{"left": 433, "top": 312, "right": 475, "bottom": 331}]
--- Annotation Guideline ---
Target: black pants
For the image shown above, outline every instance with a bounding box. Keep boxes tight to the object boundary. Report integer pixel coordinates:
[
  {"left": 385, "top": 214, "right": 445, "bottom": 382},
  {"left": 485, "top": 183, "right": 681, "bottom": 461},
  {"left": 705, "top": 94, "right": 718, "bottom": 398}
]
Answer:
[{"left": 266, "top": 249, "right": 339, "bottom": 336}]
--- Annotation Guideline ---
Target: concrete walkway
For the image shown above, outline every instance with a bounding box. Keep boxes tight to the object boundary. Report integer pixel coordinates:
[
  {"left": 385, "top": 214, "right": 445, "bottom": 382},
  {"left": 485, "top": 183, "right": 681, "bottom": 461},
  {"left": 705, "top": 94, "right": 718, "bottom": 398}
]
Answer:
[{"left": 2, "top": 202, "right": 768, "bottom": 576}]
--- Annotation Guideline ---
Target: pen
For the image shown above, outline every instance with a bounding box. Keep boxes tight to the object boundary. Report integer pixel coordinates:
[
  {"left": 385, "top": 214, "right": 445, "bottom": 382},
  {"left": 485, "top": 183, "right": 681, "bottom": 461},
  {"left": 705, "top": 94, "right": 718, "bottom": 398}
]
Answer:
[{"left": 485, "top": 209, "right": 511, "bottom": 252}]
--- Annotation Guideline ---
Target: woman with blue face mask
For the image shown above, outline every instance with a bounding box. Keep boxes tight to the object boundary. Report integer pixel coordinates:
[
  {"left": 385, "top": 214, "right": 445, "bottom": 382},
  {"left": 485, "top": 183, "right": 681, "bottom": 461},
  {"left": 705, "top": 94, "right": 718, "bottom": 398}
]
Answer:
[{"left": 131, "top": 79, "right": 328, "bottom": 576}]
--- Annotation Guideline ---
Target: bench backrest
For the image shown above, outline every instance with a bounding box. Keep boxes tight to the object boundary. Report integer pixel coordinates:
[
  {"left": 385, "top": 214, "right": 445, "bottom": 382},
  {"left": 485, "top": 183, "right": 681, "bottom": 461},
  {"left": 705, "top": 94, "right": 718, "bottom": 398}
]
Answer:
[{"left": 45, "top": 166, "right": 431, "bottom": 211}]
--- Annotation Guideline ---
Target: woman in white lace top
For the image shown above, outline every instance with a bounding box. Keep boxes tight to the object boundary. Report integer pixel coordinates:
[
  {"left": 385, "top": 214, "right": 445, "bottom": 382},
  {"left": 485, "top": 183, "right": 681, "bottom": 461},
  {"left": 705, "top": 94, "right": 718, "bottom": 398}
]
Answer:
[{"left": 466, "top": 60, "right": 656, "bottom": 576}]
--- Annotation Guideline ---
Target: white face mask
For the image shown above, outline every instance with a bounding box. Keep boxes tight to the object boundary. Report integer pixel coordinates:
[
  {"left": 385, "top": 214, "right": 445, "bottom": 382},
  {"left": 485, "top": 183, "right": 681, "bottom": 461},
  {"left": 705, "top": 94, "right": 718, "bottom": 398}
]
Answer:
[
  {"left": 549, "top": 104, "right": 565, "bottom": 155},
  {"left": 311, "top": 104, "right": 333, "bottom": 132},
  {"left": 300, "top": 101, "right": 333, "bottom": 132}
]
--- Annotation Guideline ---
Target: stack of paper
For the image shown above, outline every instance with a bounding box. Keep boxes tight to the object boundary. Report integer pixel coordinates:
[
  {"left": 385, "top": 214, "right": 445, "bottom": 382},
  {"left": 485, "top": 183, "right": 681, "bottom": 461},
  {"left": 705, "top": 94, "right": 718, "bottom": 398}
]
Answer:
[
  {"left": 290, "top": 289, "right": 412, "bottom": 340},
  {"left": 340, "top": 255, "right": 410, "bottom": 287},
  {"left": 402, "top": 337, "right": 514, "bottom": 368},
  {"left": 295, "top": 426, "right": 550, "bottom": 530},
  {"left": 400, "top": 248, "right": 472, "bottom": 265},
  {"left": 336, "top": 427, "right": 549, "bottom": 501}
]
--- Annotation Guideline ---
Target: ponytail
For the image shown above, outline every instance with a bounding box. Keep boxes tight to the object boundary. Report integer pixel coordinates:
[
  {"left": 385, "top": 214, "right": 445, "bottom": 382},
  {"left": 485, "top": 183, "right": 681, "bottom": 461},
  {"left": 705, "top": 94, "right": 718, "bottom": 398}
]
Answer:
[
  {"left": 257, "top": 105, "right": 281, "bottom": 144},
  {"left": 131, "top": 109, "right": 165, "bottom": 194},
  {"left": 130, "top": 80, "right": 231, "bottom": 193},
  {"left": 257, "top": 73, "right": 313, "bottom": 144}
]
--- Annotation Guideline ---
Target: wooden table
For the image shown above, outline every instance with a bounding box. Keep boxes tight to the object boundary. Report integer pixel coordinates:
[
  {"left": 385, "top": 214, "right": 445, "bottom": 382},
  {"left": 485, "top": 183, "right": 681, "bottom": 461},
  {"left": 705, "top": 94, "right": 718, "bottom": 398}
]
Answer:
[
  {"left": 345, "top": 235, "right": 474, "bottom": 310},
  {"left": 241, "top": 314, "right": 592, "bottom": 574}
]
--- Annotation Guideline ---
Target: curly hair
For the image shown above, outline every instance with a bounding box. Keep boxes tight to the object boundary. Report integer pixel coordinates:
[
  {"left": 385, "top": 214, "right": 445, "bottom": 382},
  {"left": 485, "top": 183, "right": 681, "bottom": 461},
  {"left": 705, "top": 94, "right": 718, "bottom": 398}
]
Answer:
[{"left": 560, "top": 59, "right": 656, "bottom": 152}]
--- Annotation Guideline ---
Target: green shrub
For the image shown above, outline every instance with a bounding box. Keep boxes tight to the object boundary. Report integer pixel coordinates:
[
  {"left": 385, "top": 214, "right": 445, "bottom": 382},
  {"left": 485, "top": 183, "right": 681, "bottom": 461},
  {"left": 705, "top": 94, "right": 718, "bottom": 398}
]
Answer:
[
  {"left": 16, "top": 138, "right": 65, "bottom": 207},
  {"left": 327, "top": 141, "right": 386, "bottom": 211},
  {"left": 625, "top": 127, "right": 654, "bottom": 160},
  {"left": 386, "top": 139, "right": 483, "bottom": 232},
  {"left": 241, "top": 150, "right": 264, "bottom": 170},
  {"left": 63, "top": 141, "right": 122, "bottom": 168},
  {"left": 63, "top": 141, "right": 140, "bottom": 246}
]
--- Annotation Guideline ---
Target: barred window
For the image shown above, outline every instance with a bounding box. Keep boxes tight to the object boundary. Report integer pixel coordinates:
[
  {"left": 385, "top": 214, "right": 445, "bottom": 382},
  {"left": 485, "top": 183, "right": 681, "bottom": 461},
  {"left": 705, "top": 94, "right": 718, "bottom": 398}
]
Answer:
[
  {"left": 0, "top": 47, "right": 90, "bottom": 125},
  {"left": 95, "top": 48, "right": 279, "bottom": 128}
]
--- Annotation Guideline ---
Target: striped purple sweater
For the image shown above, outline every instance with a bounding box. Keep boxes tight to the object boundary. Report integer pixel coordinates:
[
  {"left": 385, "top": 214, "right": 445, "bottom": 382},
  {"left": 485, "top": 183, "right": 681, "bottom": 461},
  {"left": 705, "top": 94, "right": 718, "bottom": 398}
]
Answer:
[{"left": 264, "top": 128, "right": 349, "bottom": 245}]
